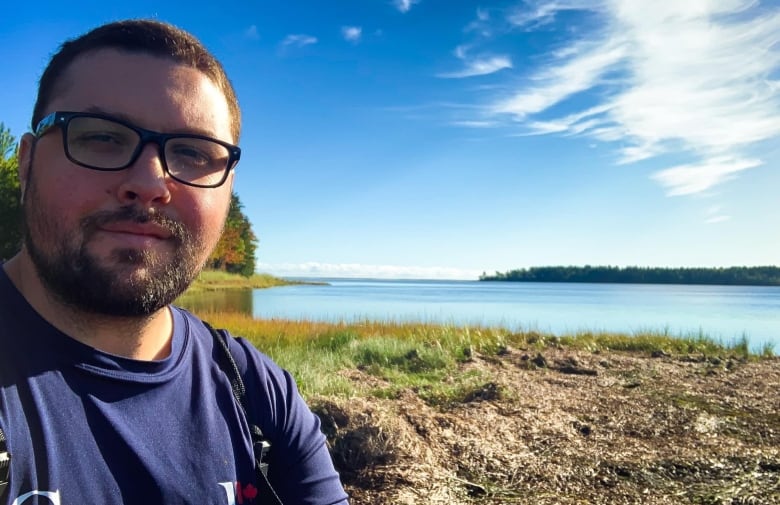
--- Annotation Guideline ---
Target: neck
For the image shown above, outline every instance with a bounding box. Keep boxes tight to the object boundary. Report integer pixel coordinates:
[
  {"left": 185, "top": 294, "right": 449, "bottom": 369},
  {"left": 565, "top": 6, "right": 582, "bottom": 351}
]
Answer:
[{"left": 3, "top": 253, "right": 174, "bottom": 361}]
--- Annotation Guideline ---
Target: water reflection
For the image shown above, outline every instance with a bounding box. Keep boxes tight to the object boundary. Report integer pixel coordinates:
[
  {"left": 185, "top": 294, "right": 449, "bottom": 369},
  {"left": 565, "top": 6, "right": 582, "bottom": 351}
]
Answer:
[
  {"left": 173, "top": 280, "right": 780, "bottom": 351},
  {"left": 176, "top": 289, "right": 254, "bottom": 314}
]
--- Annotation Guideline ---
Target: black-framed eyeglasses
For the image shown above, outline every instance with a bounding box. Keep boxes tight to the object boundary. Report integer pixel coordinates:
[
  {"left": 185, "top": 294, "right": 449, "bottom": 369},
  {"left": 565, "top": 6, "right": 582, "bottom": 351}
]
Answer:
[{"left": 34, "top": 111, "right": 241, "bottom": 188}]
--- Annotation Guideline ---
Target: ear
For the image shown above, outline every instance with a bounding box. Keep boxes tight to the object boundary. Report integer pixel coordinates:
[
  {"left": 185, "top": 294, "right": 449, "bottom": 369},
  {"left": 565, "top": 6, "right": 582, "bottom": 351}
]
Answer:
[{"left": 17, "top": 133, "right": 35, "bottom": 203}]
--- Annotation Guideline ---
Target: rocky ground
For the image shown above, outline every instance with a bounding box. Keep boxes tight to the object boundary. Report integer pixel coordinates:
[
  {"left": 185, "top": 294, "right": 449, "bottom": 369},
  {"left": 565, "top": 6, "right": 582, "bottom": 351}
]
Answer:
[{"left": 311, "top": 347, "right": 780, "bottom": 504}]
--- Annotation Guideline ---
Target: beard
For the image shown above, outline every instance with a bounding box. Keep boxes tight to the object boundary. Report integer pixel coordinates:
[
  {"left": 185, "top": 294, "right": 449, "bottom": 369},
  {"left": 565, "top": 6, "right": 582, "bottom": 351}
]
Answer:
[{"left": 22, "top": 173, "right": 206, "bottom": 317}]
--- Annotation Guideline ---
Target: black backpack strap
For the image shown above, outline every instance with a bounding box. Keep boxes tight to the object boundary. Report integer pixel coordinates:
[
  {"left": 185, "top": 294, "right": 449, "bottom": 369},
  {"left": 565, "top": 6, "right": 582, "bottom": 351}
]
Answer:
[
  {"left": 0, "top": 427, "right": 10, "bottom": 499},
  {"left": 205, "top": 322, "right": 284, "bottom": 505}
]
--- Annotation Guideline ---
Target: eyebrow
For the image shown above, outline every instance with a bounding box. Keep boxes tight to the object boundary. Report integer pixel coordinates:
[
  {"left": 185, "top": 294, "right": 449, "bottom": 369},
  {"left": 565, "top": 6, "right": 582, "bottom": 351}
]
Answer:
[{"left": 80, "top": 105, "right": 220, "bottom": 138}]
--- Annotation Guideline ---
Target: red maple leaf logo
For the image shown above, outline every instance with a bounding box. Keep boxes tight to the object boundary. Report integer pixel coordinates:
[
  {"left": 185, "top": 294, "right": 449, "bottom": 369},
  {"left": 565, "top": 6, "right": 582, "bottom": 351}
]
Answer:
[{"left": 243, "top": 483, "right": 258, "bottom": 500}]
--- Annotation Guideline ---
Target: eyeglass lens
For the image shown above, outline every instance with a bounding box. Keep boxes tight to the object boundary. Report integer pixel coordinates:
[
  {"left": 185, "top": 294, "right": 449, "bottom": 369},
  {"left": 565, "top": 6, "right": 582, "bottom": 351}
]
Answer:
[{"left": 65, "top": 116, "right": 231, "bottom": 186}]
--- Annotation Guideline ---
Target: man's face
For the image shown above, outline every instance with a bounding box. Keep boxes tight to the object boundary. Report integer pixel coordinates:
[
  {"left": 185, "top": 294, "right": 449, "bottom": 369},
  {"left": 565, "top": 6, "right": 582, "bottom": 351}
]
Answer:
[{"left": 18, "top": 49, "right": 235, "bottom": 316}]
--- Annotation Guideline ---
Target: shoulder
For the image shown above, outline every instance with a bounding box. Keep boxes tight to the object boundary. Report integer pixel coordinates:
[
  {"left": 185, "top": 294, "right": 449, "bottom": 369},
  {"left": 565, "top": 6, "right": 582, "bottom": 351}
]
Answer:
[
  {"left": 173, "top": 307, "right": 299, "bottom": 425},
  {"left": 171, "top": 308, "right": 349, "bottom": 503},
  {"left": 222, "top": 330, "right": 302, "bottom": 416},
  {"left": 174, "top": 307, "right": 291, "bottom": 388}
]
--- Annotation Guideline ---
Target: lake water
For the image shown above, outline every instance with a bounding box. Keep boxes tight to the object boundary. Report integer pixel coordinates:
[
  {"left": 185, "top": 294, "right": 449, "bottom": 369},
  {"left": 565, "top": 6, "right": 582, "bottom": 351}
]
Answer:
[{"left": 177, "top": 279, "right": 780, "bottom": 351}]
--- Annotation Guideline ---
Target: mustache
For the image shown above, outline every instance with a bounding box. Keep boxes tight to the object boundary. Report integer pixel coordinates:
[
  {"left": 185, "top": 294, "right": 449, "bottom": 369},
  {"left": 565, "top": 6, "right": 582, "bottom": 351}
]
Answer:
[{"left": 81, "top": 206, "right": 188, "bottom": 244}]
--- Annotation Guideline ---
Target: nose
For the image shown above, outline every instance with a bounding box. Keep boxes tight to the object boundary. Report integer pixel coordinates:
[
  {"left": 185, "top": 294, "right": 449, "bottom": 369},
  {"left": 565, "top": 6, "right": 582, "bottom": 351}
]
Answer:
[{"left": 116, "top": 143, "right": 173, "bottom": 206}]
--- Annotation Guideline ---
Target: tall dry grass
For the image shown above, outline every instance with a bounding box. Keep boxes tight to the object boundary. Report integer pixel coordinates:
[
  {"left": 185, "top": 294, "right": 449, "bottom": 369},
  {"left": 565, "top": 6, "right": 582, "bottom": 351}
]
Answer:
[{"left": 193, "top": 310, "right": 769, "bottom": 402}]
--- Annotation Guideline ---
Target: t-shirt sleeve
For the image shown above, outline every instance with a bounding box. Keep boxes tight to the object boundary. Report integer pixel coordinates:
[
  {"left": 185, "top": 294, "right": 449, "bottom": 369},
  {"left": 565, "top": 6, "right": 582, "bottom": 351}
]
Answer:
[{"left": 229, "top": 336, "right": 349, "bottom": 505}]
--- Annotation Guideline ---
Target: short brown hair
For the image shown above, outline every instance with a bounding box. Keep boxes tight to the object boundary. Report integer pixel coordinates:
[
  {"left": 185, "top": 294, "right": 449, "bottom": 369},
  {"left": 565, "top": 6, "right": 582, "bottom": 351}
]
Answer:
[{"left": 31, "top": 19, "right": 241, "bottom": 141}]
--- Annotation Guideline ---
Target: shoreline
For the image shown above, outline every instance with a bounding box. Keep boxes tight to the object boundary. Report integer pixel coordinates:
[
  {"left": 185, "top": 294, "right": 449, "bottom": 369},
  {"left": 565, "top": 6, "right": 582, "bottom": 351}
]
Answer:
[
  {"left": 481, "top": 265, "right": 780, "bottom": 286},
  {"left": 181, "top": 270, "right": 326, "bottom": 295}
]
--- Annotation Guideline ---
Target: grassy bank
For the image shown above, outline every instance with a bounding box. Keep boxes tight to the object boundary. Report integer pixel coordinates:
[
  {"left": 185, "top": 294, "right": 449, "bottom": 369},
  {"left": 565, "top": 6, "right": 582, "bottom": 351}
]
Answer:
[
  {"left": 184, "top": 269, "right": 311, "bottom": 294},
  {"left": 192, "top": 311, "right": 773, "bottom": 400}
]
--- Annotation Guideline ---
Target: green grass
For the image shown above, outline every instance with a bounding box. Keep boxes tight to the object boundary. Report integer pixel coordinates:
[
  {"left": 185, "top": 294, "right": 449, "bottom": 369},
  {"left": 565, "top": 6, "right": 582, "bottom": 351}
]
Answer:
[
  {"left": 760, "top": 341, "right": 776, "bottom": 357},
  {"left": 558, "top": 329, "right": 740, "bottom": 356},
  {"left": 193, "top": 311, "right": 774, "bottom": 406},
  {"left": 184, "top": 270, "right": 312, "bottom": 294}
]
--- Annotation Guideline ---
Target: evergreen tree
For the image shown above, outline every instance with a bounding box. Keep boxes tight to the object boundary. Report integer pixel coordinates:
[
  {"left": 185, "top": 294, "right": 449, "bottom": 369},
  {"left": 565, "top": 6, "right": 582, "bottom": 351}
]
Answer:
[
  {"left": 0, "top": 124, "right": 22, "bottom": 260},
  {"left": 208, "top": 193, "right": 258, "bottom": 277}
]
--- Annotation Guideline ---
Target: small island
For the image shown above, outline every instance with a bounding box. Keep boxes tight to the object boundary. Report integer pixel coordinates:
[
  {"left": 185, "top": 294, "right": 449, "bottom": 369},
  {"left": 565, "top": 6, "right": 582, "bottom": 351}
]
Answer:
[{"left": 480, "top": 265, "right": 780, "bottom": 286}]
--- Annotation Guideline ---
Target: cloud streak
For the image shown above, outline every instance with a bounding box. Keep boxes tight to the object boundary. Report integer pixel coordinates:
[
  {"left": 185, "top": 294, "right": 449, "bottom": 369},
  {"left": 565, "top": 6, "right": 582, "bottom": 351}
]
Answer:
[
  {"left": 507, "top": 0, "right": 602, "bottom": 28},
  {"left": 439, "top": 45, "right": 512, "bottom": 78},
  {"left": 257, "top": 262, "right": 482, "bottom": 280},
  {"left": 704, "top": 205, "right": 730, "bottom": 224},
  {"left": 651, "top": 157, "right": 761, "bottom": 196},
  {"left": 342, "top": 26, "right": 362, "bottom": 43},
  {"left": 394, "top": 0, "right": 419, "bottom": 13},
  {"left": 245, "top": 25, "right": 259, "bottom": 40},
  {"left": 469, "top": 0, "right": 780, "bottom": 196},
  {"left": 281, "top": 34, "right": 318, "bottom": 48}
]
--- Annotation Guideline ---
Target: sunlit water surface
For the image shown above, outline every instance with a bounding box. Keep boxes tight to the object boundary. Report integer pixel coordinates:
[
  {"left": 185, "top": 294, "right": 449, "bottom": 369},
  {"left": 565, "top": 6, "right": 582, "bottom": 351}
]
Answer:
[{"left": 178, "top": 279, "right": 780, "bottom": 351}]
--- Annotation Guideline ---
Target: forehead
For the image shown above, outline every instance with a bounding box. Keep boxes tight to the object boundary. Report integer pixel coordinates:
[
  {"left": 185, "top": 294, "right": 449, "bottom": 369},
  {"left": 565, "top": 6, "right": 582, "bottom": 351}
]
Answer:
[{"left": 46, "top": 48, "right": 233, "bottom": 141}]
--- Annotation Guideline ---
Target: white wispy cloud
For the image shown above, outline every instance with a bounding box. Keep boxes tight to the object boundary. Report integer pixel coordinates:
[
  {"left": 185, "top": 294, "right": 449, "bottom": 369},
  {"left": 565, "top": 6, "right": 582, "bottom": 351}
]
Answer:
[
  {"left": 257, "top": 262, "right": 482, "bottom": 280},
  {"left": 245, "top": 25, "right": 259, "bottom": 40},
  {"left": 281, "top": 34, "right": 318, "bottom": 48},
  {"left": 508, "top": 0, "right": 602, "bottom": 28},
  {"left": 467, "top": 0, "right": 780, "bottom": 196},
  {"left": 491, "top": 39, "right": 625, "bottom": 115},
  {"left": 394, "top": 0, "right": 419, "bottom": 13},
  {"left": 342, "top": 26, "right": 362, "bottom": 43},
  {"left": 439, "top": 45, "right": 513, "bottom": 78},
  {"left": 465, "top": 7, "right": 494, "bottom": 37},
  {"left": 651, "top": 157, "right": 761, "bottom": 196},
  {"left": 451, "top": 120, "right": 500, "bottom": 128},
  {"left": 704, "top": 205, "right": 731, "bottom": 224}
]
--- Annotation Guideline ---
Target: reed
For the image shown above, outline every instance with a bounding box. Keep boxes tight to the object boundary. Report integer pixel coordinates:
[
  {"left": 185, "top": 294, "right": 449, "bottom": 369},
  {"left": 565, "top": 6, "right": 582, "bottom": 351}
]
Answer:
[
  {"left": 194, "top": 310, "right": 772, "bottom": 404},
  {"left": 184, "top": 270, "right": 302, "bottom": 294}
]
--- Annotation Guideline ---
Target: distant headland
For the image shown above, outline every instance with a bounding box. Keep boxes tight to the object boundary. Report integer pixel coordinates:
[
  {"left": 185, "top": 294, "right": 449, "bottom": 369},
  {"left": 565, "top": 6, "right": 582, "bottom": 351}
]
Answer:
[{"left": 479, "top": 266, "right": 780, "bottom": 286}]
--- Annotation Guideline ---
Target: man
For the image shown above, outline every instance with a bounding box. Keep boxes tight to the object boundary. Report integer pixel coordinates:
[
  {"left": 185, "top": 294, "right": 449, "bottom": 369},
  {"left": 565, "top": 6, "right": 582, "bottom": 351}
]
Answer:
[{"left": 0, "top": 20, "right": 348, "bottom": 504}]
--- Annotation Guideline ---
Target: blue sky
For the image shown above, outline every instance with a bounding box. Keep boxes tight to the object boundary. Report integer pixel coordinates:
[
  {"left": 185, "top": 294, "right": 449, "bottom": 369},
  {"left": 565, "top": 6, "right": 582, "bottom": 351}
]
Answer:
[{"left": 2, "top": 0, "right": 779, "bottom": 279}]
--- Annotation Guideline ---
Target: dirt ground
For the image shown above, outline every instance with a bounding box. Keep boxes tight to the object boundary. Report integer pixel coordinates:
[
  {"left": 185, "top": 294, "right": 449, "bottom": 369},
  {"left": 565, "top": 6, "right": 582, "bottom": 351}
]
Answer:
[{"left": 311, "top": 347, "right": 780, "bottom": 504}]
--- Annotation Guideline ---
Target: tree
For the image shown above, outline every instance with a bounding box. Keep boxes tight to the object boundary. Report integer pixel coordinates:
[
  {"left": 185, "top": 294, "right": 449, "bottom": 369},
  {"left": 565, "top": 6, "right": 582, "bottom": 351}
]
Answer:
[
  {"left": 208, "top": 193, "right": 258, "bottom": 277},
  {"left": 0, "top": 124, "right": 22, "bottom": 260}
]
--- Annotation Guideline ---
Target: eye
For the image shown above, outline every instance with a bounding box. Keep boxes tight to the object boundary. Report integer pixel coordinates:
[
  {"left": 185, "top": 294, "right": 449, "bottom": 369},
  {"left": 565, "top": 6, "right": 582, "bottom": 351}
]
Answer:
[
  {"left": 67, "top": 116, "right": 137, "bottom": 152},
  {"left": 79, "top": 132, "right": 122, "bottom": 144},
  {"left": 70, "top": 130, "right": 132, "bottom": 151},
  {"left": 170, "top": 144, "right": 212, "bottom": 166},
  {"left": 166, "top": 138, "right": 230, "bottom": 172}
]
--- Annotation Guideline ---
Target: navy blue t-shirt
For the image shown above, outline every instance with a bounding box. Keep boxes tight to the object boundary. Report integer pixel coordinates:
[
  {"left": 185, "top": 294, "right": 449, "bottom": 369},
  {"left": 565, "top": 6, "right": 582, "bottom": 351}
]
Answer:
[{"left": 0, "top": 268, "right": 348, "bottom": 505}]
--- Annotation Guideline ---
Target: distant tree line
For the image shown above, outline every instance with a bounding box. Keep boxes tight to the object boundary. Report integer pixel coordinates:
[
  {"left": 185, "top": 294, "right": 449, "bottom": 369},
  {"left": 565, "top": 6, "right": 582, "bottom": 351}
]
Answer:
[
  {"left": 480, "top": 265, "right": 780, "bottom": 286},
  {"left": 0, "top": 122, "right": 257, "bottom": 276}
]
